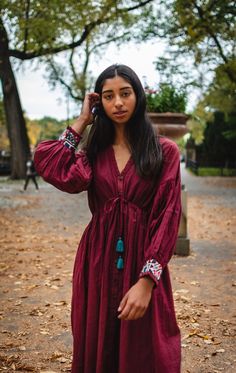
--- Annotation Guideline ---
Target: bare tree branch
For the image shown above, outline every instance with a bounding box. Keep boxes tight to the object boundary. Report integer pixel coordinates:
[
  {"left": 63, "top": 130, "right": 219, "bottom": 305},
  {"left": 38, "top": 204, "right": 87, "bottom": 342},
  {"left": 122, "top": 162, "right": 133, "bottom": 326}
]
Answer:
[
  {"left": 89, "top": 32, "right": 130, "bottom": 55},
  {"left": 193, "top": 1, "right": 229, "bottom": 64},
  {"left": 9, "top": 1, "right": 154, "bottom": 60},
  {"left": 192, "top": 1, "right": 236, "bottom": 82},
  {"left": 9, "top": 23, "right": 95, "bottom": 60},
  {"left": 121, "top": 0, "right": 153, "bottom": 12},
  {"left": 47, "top": 59, "right": 83, "bottom": 101},
  {"left": 49, "top": 31, "right": 130, "bottom": 100},
  {"left": 83, "top": 40, "right": 90, "bottom": 77},
  {"left": 69, "top": 48, "right": 78, "bottom": 83}
]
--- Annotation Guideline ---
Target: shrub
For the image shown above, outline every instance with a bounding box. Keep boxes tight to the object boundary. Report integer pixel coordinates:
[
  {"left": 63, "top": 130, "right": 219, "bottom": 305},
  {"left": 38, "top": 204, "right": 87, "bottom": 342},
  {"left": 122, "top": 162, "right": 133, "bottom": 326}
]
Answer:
[{"left": 145, "top": 84, "right": 187, "bottom": 113}]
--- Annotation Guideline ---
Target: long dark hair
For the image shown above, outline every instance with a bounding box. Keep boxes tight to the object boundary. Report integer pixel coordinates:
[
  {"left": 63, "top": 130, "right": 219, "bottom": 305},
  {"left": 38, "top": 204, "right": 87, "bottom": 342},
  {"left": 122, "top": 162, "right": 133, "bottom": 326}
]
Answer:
[{"left": 85, "top": 64, "right": 162, "bottom": 179}]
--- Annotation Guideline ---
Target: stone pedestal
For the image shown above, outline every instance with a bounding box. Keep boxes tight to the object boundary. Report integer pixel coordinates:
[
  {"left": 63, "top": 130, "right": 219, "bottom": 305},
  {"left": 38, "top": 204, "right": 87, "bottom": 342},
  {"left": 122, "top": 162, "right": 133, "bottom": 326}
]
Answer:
[
  {"left": 148, "top": 112, "right": 190, "bottom": 256},
  {"left": 175, "top": 184, "right": 190, "bottom": 256}
]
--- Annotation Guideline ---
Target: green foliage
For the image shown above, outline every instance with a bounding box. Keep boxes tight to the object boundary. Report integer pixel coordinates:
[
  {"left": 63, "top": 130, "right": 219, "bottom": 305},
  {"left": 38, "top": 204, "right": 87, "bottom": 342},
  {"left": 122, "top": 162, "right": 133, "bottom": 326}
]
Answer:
[
  {"left": 146, "top": 84, "right": 187, "bottom": 113},
  {"left": 141, "top": 0, "right": 236, "bottom": 117},
  {"left": 198, "top": 168, "right": 236, "bottom": 177},
  {"left": 223, "top": 129, "right": 236, "bottom": 140},
  {"left": 2, "top": 0, "right": 154, "bottom": 102},
  {"left": 2, "top": 1, "right": 140, "bottom": 51},
  {"left": 196, "top": 111, "right": 236, "bottom": 167},
  {"left": 187, "top": 58, "right": 236, "bottom": 145},
  {"left": 204, "top": 59, "right": 236, "bottom": 114},
  {"left": 187, "top": 101, "right": 213, "bottom": 145},
  {"left": 26, "top": 116, "right": 67, "bottom": 145},
  {"left": 143, "top": 0, "right": 235, "bottom": 68},
  {"left": 175, "top": 136, "right": 185, "bottom": 153},
  {"left": 170, "top": 0, "right": 235, "bottom": 70}
]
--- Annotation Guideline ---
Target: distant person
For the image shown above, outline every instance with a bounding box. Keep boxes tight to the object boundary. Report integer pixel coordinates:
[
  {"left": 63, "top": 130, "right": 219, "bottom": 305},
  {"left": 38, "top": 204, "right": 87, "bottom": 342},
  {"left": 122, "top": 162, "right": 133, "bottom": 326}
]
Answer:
[{"left": 23, "top": 157, "right": 39, "bottom": 191}]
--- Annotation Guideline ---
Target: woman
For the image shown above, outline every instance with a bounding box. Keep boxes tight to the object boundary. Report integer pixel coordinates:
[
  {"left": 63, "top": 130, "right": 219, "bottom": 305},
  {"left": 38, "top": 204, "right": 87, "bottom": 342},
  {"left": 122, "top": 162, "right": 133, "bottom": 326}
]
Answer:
[{"left": 34, "top": 64, "right": 182, "bottom": 373}]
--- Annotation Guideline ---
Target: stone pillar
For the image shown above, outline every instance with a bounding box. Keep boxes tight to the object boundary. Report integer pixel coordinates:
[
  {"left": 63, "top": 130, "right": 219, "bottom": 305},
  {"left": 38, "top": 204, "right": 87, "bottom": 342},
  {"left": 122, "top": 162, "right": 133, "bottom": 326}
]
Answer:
[{"left": 175, "top": 184, "right": 190, "bottom": 255}]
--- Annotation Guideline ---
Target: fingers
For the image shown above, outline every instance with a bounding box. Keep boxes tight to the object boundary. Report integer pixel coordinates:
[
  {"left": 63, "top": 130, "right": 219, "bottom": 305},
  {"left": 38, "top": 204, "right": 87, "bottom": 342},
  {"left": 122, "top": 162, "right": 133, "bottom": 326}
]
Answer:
[
  {"left": 127, "top": 306, "right": 146, "bottom": 320},
  {"left": 118, "top": 303, "right": 132, "bottom": 320},
  {"left": 118, "top": 301, "right": 147, "bottom": 320},
  {"left": 80, "top": 93, "right": 100, "bottom": 122},
  {"left": 118, "top": 281, "right": 152, "bottom": 321},
  {"left": 87, "top": 93, "right": 100, "bottom": 111},
  {"left": 118, "top": 293, "right": 128, "bottom": 313}
]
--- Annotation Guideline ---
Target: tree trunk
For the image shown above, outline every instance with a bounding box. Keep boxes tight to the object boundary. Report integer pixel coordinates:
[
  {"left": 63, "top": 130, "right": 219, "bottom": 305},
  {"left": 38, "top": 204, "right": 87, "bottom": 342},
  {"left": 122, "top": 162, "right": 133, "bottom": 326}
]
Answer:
[{"left": 0, "top": 19, "right": 30, "bottom": 179}]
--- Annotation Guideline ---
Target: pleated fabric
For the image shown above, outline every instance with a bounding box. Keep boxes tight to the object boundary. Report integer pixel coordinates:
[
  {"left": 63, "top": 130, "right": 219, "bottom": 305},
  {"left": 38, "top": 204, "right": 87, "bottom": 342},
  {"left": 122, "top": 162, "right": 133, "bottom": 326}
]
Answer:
[{"left": 34, "top": 135, "right": 182, "bottom": 373}]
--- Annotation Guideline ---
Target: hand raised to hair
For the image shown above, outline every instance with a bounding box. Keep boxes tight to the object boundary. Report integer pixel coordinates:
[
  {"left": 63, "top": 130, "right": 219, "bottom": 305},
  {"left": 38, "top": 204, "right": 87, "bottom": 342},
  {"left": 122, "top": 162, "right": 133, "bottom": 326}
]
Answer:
[
  {"left": 71, "top": 92, "right": 100, "bottom": 135},
  {"left": 80, "top": 92, "right": 100, "bottom": 126}
]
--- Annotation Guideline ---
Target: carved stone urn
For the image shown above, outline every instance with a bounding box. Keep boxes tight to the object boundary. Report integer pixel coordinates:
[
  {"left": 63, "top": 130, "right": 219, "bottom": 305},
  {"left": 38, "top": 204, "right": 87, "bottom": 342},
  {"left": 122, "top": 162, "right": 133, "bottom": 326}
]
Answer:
[{"left": 148, "top": 112, "right": 189, "bottom": 139}]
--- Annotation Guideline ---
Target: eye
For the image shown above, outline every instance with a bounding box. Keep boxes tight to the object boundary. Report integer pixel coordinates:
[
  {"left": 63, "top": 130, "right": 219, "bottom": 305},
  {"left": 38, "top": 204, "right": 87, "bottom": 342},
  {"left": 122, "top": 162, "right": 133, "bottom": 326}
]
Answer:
[
  {"left": 122, "top": 91, "right": 131, "bottom": 97},
  {"left": 104, "top": 94, "right": 113, "bottom": 101}
]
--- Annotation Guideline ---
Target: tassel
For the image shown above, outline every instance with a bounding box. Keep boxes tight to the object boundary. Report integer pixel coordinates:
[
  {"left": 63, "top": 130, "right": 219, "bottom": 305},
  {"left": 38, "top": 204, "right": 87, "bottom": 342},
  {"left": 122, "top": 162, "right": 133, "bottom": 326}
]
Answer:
[
  {"left": 117, "top": 256, "right": 124, "bottom": 270},
  {"left": 116, "top": 237, "right": 124, "bottom": 253}
]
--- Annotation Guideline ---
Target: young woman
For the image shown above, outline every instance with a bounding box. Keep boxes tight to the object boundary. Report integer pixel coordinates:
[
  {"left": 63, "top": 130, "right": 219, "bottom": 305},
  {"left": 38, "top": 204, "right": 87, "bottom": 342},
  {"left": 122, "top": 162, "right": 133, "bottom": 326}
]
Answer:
[{"left": 34, "top": 64, "right": 182, "bottom": 373}]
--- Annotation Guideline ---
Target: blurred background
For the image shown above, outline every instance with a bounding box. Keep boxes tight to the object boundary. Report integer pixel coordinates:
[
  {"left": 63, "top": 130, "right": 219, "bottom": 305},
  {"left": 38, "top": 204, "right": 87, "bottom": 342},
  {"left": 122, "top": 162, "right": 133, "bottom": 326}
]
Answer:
[
  {"left": 0, "top": 1, "right": 235, "bottom": 372},
  {"left": 0, "top": 0, "right": 235, "bottom": 178}
]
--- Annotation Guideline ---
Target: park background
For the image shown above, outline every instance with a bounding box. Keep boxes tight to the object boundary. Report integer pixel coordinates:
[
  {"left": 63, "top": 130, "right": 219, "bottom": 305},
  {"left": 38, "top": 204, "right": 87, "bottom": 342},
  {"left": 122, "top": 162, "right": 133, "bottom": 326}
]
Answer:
[{"left": 0, "top": 1, "right": 235, "bottom": 372}]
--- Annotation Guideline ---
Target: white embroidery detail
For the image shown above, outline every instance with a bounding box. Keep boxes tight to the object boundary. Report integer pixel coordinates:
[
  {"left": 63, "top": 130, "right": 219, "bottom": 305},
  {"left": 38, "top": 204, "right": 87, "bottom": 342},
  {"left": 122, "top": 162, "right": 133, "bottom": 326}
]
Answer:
[
  {"left": 140, "top": 259, "right": 162, "bottom": 282},
  {"left": 59, "top": 128, "right": 81, "bottom": 149}
]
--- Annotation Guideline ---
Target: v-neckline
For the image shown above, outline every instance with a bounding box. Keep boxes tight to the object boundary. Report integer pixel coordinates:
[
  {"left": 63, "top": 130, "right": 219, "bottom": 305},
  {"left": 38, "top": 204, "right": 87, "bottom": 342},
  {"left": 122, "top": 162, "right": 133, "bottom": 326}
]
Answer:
[{"left": 110, "top": 145, "right": 132, "bottom": 176}]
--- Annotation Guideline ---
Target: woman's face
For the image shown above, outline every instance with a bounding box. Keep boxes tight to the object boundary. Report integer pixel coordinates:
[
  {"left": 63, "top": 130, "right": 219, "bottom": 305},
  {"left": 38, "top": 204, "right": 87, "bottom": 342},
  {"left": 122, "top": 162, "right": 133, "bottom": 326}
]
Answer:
[{"left": 101, "top": 76, "right": 136, "bottom": 126}]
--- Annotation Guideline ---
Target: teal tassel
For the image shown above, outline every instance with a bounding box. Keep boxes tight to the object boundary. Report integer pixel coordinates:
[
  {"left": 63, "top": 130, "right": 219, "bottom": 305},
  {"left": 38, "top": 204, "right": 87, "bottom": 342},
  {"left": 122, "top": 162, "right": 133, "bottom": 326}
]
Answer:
[
  {"left": 116, "top": 237, "right": 124, "bottom": 253},
  {"left": 117, "top": 256, "right": 124, "bottom": 270}
]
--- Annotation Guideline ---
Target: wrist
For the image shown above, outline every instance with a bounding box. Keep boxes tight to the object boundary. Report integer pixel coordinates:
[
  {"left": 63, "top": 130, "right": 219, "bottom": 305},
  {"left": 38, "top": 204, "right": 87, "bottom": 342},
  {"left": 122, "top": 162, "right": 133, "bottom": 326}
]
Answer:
[
  {"left": 138, "top": 277, "right": 155, "bottom": 291},
  {"left": 71, "top": 115, "right": 89, "bottom": 135}
]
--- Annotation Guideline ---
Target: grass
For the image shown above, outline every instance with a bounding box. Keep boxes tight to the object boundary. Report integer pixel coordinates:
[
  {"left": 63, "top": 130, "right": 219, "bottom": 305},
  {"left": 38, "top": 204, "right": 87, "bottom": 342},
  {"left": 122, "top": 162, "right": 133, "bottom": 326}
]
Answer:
[{"left": 197, "top": 167, "right": 236, "bottom": 176}]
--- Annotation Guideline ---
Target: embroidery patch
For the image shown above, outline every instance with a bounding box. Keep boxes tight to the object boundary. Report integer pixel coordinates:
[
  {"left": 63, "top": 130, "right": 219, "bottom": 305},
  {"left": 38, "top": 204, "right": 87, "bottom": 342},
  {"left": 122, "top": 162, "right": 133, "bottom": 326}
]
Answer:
[
  {"left": 141, "top": 259, "right": 163, "bottom": 282},
  {"left": 59, "top": 127, "right": 81, "bottom": 149}
]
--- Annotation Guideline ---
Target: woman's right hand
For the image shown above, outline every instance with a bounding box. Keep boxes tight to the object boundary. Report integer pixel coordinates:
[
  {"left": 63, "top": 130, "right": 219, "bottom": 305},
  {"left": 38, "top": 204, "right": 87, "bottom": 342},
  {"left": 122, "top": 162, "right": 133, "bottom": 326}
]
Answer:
[{"left": 71, "top": 92, "right": 100, "bottom": 135}]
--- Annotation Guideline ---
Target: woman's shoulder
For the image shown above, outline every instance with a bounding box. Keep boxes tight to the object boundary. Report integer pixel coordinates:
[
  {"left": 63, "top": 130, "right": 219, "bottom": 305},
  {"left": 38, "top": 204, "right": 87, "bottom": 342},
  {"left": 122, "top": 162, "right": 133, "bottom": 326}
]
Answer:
[{"left": 158, "top": 136, "right": 180, "bottom": 161}]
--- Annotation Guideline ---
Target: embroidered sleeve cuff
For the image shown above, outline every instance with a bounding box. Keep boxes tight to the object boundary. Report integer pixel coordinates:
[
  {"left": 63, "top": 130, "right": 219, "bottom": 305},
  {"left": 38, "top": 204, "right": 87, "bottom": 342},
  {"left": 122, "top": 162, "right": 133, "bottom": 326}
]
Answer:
[
  {"left": 59, "top": 126, "right": 82, "bottom": 150},
  {"left": 139, "top": 259, "right": 163, "bottom": 286}
]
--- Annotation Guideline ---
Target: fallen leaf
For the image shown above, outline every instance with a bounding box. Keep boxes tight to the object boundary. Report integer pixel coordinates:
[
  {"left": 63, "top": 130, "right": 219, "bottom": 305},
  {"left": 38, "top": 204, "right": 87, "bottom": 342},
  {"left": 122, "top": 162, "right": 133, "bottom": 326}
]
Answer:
[
  {"left": 18, "top": 345, "right": 26, "bottom": 351},
  {"left": 56, "top": 356, "right": 68, "bottom": 363},
  {"left": 174, "top": 289, "right": 189, "bottom": 294},
  {"left": 50, "top": 351, "right": 63, "bottom": 360},
  {"left": 53, "top": 301, "right": 67, "bottom": 306},
  {"left": 50, "top": 285, "right": 59, "bottom": 290},
  {"left": 211, "top": 348, "right": 225, "bottom": 356}
]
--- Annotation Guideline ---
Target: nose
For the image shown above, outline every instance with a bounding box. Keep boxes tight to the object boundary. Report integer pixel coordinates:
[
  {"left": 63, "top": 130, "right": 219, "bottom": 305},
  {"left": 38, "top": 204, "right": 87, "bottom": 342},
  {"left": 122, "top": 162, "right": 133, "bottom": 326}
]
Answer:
[{"left": 114, "top": 94, "right": 123, "bottom": 108}]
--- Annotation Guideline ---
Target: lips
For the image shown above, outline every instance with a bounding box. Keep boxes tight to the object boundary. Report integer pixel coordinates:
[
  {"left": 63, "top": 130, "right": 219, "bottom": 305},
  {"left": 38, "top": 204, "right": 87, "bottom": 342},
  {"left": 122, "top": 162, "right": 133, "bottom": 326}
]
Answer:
[{"left": 113, "top": 111, "right": 127, "bottom": 116}]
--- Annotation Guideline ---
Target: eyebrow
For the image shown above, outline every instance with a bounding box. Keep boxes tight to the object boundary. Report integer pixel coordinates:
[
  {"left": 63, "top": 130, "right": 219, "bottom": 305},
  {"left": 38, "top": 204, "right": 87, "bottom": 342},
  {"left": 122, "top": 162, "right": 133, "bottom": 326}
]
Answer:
[{"left": 102, "top": 86, "right": 132, "bottom": 94}]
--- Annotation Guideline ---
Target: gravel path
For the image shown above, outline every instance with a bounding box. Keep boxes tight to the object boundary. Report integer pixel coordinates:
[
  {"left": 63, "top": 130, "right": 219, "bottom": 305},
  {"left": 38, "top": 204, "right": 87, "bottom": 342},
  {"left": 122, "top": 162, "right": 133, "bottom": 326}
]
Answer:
[{"left": 0, "top": 169, "right": 235, "bottom": 372}]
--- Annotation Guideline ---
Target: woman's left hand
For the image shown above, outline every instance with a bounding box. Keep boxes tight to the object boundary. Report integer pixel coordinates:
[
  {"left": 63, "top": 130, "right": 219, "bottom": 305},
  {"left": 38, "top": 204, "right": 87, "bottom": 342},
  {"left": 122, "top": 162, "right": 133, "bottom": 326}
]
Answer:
[{"left": 117, "top": 277, "right": 154, "bottom": 320}]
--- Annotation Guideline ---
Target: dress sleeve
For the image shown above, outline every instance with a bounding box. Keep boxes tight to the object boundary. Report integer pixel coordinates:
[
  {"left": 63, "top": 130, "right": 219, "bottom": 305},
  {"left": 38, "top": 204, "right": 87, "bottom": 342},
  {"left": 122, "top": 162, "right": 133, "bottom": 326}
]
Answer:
[
  {"left": 34, "top": 126, "right": 92, "bottom": 194},
  {"left": 139, "top": 140, "right": 181, "bottom": 286}
]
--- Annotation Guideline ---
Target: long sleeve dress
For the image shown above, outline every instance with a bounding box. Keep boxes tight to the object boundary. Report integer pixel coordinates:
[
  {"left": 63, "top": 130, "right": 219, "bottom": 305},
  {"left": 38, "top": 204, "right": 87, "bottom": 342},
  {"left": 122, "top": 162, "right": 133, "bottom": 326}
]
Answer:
[{"left": 34, "top": 126, "right": 182, "bottom": 373}]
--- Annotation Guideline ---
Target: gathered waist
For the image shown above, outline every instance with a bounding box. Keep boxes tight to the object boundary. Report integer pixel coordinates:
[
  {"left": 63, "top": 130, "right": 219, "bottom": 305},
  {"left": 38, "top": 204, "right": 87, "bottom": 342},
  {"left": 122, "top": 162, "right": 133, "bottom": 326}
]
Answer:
[{"left": 92, "top": 196, "right": 148, "bottom": 226}]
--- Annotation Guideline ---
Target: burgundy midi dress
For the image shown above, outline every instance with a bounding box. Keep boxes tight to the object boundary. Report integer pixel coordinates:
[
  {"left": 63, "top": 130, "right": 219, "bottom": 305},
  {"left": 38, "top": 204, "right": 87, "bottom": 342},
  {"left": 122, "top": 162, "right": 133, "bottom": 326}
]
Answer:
[{"left": 34, "top": 126, "right": 182, "bottom": 373}]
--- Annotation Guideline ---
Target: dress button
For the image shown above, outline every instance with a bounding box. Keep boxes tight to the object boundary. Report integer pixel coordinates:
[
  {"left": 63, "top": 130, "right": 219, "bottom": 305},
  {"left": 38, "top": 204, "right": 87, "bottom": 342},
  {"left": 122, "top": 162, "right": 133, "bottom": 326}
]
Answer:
[{"left": 118, "top": 175, "right": 123, "bottom": 180}]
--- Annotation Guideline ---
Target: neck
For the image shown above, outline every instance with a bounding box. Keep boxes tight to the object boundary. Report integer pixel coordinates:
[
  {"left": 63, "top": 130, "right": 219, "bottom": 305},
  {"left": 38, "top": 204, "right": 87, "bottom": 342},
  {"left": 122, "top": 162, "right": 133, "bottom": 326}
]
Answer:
[{"left": 113, "top": 124, "right": 127, "bottom": 146}]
